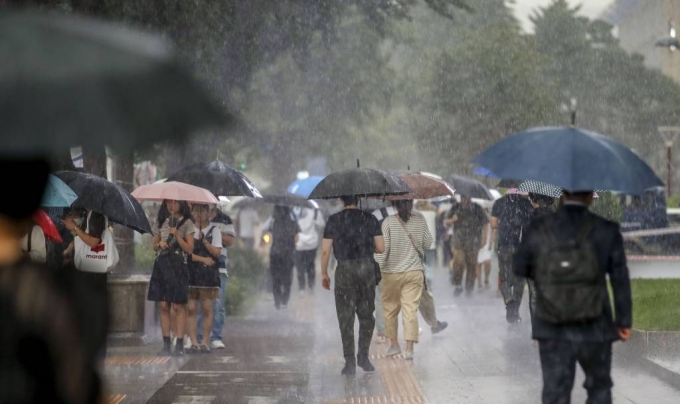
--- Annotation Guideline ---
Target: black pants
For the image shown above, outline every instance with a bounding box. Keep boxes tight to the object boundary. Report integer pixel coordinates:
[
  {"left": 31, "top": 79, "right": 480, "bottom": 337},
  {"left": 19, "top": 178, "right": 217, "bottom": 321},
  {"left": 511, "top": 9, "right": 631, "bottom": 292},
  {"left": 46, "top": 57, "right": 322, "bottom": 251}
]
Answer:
[
  {"left": 68, "top": 269, "right": 110, "bottom": 362},
  {"left": 335, "top": 258, "right": 376, "bottom": 361},
  {"left": 295, "top": 249, "right": 316, "bottom": 290},
  {"left": 271, "top": 253, "right": 294, "bottom": 306},
  {"left": 498, "top": 248, "right": 525, "bottom": 317},
  {"left": 539, "top": 340, "right": 613, "bottom": 404}
]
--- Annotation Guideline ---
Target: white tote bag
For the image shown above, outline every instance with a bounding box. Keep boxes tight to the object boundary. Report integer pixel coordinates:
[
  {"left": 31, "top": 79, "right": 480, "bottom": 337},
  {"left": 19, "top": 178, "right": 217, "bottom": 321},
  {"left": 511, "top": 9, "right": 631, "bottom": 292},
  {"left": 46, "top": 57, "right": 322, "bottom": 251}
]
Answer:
[{"left": 74, "top": 214, "right": 120, "bottom": 273}]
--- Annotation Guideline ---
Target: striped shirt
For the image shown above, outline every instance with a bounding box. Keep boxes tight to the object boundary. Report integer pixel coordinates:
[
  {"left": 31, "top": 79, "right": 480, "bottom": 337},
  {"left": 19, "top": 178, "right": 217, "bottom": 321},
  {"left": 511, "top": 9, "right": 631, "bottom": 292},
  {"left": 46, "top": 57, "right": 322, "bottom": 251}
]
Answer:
[{"left": 375, "top": 213, "right": 433, "bottom": 274}]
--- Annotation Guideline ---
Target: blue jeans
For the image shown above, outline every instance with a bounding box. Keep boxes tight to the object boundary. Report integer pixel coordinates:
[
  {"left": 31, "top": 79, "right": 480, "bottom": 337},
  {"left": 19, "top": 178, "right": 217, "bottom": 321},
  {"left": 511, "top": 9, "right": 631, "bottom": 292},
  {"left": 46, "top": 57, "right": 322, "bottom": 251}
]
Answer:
[
  {"left": 374, "top": 284, "right": 385, "bottom": 335},
  {"left": 197, "top": 273, "right": 228, "bottom": 342}
]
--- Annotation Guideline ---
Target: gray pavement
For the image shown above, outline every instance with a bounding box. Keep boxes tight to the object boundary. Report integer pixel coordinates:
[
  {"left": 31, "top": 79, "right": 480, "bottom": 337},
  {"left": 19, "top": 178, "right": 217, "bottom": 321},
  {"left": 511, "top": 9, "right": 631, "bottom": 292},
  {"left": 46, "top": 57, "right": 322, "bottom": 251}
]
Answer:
[{"left": 103, "top": 261, "right": 680, "bottom": 403}]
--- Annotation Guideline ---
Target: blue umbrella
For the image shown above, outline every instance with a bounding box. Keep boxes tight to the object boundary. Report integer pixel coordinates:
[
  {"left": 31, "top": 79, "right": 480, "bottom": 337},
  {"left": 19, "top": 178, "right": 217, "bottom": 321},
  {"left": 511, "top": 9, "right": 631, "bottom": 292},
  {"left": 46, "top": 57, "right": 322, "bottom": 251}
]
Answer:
[
  {"left": 472, "top": 167, "right": 499, "bottom": 178},
  {"left": 41, "top": 174, "right": 78, "bottom": 207},
  {"left": 287, "top": 176, "right": 324, "bottom": 198},
  {"left": 471, "top": 126, "right": 663, "bottom": 194}
]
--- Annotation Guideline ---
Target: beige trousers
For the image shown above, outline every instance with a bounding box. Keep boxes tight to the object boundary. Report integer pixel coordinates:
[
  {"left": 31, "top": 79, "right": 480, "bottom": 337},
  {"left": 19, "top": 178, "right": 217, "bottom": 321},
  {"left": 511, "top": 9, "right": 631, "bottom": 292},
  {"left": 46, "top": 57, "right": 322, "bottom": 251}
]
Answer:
[{"left": 381, "top": 270, "right": 424, "bottom": 343}]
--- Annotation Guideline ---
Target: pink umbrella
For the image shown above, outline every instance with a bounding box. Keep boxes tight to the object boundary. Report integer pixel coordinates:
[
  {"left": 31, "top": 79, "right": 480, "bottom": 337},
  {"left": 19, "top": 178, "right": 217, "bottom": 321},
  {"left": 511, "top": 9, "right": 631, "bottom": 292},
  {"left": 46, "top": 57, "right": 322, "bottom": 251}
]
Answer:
[
  {"left": 132, "top": 181, "right": 219, "bottom": 204},
  {"left": 385, "top": 172, "right": 455, "bottom": 201}
]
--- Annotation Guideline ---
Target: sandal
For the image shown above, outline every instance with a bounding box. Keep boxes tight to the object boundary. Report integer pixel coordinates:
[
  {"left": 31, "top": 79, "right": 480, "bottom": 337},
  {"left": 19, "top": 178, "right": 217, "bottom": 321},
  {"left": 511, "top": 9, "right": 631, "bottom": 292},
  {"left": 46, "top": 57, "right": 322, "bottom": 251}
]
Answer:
[
  {"left": 187, "top": 345, "right": 200, "bottom": 354},
  {"left": 199, "top": 345, "right": 211, "bottom": 354}
]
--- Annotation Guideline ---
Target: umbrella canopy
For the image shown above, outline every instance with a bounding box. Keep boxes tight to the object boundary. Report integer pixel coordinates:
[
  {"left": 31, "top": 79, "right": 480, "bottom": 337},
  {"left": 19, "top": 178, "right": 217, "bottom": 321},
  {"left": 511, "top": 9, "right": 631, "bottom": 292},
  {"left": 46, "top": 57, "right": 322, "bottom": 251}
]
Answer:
[
  {"left": 0, "top": 11, "right": 230, "bottom": 154},
  {"left": 41, "top": 174, "right": 78, "bottom": 207},
  {"left": 497, "top": 179, "right": 522, "bottom": 189},
  {"left": 446, "top": 174, "right": 494, "bottom": 200},
  {"left": 472, "top": 167, "right": 499, "bottom": 178},
  {"left": 55, "top": 171, "right": 152, "bottom": 234},
  {"left": 132, "top": 181, "right": 219, "bottom": 205},
  {"left": 472, "top": 126, "right": 664, "bottom": 194},
  {"left": 33, "top": 209, "right": 62, "bottom": 243},
  {"left": 518, "top": 180, "right": 562, "bottom": 198},
  {"left": 287, "top": 176, "right": 324, "bottom": 198},
  {"left": 385, "top": 172, "right": 455, "bottom": 201},
  {"left": 166, "top": 160, "right": 262, "bottom": 198},
  {"left": 307, "top": 168, "right": 412, "bottom": 199},
  {"left": 232, "top": 194, "right": 317, "bottom": 210}
]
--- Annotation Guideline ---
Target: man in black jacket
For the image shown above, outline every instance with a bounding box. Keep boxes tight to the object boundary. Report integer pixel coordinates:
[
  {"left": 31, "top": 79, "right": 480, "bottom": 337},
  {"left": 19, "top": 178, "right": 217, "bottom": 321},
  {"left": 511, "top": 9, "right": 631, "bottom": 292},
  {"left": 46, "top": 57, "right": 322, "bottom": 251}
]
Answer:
[{"left": 513, "top": 191, "right": 632, "bottom": 404}]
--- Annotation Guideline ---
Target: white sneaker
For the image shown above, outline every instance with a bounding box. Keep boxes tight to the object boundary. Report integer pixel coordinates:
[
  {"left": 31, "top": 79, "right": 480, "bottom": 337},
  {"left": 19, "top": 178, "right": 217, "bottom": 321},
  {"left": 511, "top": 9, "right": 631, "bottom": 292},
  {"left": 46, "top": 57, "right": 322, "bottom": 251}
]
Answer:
[
  {"left": 385, "top": 345, "right": 402, "bottom": 357},
  {"left": 211, "top": 340, "right": 226, "bottom": 349},
  {"left": 184, "top": 337, "right": 192, "bottom": 349}
]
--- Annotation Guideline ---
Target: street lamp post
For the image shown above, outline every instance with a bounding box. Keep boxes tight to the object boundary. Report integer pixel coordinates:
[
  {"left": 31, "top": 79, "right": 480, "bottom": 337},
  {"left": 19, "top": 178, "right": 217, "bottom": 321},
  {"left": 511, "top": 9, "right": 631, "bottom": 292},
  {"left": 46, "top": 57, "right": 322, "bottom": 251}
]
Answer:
[{"left": 658, "top": 126, "right": 680, "bottom": 196}]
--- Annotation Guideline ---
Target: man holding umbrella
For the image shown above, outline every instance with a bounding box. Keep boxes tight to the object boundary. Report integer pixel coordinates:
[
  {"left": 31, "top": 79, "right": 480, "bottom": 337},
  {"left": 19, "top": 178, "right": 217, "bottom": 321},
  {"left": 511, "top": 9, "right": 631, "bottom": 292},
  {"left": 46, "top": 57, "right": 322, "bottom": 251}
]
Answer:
[{"left": 321, "top": 195, "right": 385, "bottom": 375}]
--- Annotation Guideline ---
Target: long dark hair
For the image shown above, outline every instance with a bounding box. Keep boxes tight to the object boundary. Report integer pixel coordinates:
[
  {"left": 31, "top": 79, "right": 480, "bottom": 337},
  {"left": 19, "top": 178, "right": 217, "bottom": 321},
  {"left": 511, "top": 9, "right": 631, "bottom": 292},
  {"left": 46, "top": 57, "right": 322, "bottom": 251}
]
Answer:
[
  {"left": 157, "top": 199, "right": 191, "bottom": 228},
  {"left": 273, "top": 205, "right": 293, "bottom": 223},
  {"left": 393, "top": 200, "right": 413, "bottom": 222}
]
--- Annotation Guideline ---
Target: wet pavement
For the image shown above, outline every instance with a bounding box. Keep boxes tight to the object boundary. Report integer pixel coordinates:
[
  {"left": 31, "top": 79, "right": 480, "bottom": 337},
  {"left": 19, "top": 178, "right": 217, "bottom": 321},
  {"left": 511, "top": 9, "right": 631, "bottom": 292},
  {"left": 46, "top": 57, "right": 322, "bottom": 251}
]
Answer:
[{"left": 104, "top": 261, "right": 680, "bottom": 403}]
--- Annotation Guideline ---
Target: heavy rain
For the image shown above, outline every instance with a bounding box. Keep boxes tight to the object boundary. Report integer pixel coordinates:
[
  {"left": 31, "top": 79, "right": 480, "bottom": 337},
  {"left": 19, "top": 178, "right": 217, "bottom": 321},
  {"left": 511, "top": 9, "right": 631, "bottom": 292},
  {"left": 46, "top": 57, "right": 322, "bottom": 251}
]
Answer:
[{"left": 2, "top": 0, "right": 680, "bottom": 403}]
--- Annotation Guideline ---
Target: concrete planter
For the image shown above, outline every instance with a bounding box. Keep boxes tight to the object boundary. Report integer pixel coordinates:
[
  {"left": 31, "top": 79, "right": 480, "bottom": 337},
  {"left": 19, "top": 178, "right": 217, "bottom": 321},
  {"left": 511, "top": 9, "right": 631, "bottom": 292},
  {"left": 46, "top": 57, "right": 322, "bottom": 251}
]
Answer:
[
  {"left": 107, "top": 274, "right": 160, "bottom": 346},
  {"left": 621, "top": 329, "right": 680, "bottom": 389}
]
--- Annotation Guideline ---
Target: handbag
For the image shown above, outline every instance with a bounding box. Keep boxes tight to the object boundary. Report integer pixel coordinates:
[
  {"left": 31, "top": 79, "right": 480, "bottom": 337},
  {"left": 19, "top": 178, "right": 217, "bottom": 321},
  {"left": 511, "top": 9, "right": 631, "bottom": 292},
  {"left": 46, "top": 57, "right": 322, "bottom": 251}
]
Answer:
[{"left": 74, "top": 216, "right": 119, "bottom": 273}]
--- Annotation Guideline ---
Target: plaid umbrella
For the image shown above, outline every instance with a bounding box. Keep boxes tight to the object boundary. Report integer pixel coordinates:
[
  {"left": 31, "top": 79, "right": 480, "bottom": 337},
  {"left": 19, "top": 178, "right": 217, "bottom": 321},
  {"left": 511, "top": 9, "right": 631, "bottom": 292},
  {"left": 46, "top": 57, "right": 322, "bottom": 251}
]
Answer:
[{"left": 518, "top": 180, "right": 562, "bottom": 198}]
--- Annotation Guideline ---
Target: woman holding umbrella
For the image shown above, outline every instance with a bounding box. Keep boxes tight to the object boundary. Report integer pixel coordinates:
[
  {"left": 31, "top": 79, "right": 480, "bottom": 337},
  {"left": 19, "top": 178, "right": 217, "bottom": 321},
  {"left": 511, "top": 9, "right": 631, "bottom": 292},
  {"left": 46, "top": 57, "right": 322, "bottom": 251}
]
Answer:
[
  {"left": 268, "top": 205, "right": 300, "bottom": 310},
  {"left": 147, "top": 199, "right": 195, "bottom": 356}
]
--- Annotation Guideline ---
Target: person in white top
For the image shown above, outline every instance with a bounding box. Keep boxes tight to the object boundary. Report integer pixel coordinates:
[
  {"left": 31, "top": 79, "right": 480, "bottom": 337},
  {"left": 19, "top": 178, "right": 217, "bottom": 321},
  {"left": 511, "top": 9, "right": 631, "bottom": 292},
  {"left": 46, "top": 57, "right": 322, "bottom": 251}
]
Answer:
[
  {"left": 236, "top": 206, "right": 260, "bottom": 249},
  {"left": 294, "top": 207, "right": 325, "bottom": 294},
  {"left": 476, "top": 209, "right": 493, "bottom": 289}
]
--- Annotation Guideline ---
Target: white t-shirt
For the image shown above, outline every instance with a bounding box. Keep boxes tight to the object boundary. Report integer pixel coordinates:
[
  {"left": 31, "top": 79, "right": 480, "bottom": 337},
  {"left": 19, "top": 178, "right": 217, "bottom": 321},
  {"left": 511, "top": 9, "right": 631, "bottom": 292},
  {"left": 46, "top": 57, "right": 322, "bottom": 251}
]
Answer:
[
  {"left": 195, "top": 225, "right": 222, "bottom": 249},
  {"left": 295, "top": 208, "right": 325, "bottom": 251},
  {"left": 238, "top": 208, "right": 260, "bottom": 238},
  {"left": 211, "top": 221, "right": 234, "bottom": 274}
]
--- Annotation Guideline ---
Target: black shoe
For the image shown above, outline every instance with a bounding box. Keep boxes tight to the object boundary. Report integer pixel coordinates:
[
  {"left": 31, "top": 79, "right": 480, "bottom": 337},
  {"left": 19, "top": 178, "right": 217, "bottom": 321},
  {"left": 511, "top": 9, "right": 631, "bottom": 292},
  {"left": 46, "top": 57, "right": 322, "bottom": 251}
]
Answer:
[
  {"left": 174, "top": 347, "right": 185, "bottom": 356},
  {"left": 357, "top": 355, "right": 375, "bottom": 372},
  {"left": 431, "top": 321, "right": 448, "bottom": 334},
  {"left": 453, "top": 287, "right": 463, "bottom": 297},
  {"left": 341, "top": 361, "right": 356, "bottom": 375}
]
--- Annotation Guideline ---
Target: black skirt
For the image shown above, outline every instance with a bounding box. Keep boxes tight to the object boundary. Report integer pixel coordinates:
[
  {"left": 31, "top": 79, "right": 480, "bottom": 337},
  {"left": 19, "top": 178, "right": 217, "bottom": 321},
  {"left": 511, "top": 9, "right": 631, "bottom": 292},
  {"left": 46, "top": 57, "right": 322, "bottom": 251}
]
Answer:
[
  {"left": 147, "top": 250, "right": 189, "bottom": 304},
  {"left": 189, "top": 261, "right": 220, "bottom": 288}
]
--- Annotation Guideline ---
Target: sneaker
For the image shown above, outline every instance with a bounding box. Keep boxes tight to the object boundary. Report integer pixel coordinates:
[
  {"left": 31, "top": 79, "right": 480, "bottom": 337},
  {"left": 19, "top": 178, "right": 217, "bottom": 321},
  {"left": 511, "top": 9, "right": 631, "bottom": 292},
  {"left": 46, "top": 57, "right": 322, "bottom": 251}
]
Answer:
[
  {"left": 357, "top": 355, "right": 375, "bottom": 372},
  {"left": 431, "top": 321, "right": 448, "bottom": 334},
  {"left": 184, "top": 337, "right": 192, "bottom": 349},
  {"left": 404, "top": 351, "right": 414, "bottom": 361},
  {"left": 341, "top": 361, "right": 356, "bottom": 375},
  {"left": 199, "top": 345, "right": 212, "bottom": 354},
  {"left": 385, "top": 345, "right": 402, "bottom": 357},
  {"left": 453, "top": 287, "right": 464, "bottom": 297},
  {"left": 211, "top": 340, "right": 226, "bottom": 349}
]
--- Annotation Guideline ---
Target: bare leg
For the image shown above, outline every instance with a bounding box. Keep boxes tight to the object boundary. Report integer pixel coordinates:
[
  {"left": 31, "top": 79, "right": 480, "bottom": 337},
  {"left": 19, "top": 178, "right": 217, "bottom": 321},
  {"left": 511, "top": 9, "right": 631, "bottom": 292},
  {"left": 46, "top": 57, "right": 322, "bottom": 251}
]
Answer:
[
  {"left": 406, "top": 340, "right": 415, "bottom": 353},
  {"left": 201, "top": 298, "right": 213, "bottom": 346},
  {"left": 484, "top": 261, "right": 491, "bottom": 286},
  {"left": 159, "top": 301, "right": 171, "bottom": 337},
  {"left": 186, "top": 299, "right": 198, "bottom": 346},
  {"left": 476, "top": 263, "right": 482, "bottom": 288},
  {"left": 173, "top": 303, "right": 187, "bottom": 344}
]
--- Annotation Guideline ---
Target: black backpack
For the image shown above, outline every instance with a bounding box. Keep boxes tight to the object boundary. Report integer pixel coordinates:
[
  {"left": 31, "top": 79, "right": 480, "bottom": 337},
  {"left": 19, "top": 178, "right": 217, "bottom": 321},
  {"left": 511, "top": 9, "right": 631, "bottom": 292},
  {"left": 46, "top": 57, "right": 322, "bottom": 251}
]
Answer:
[{"left": 533, "top": 217, "right": 605, "bottom": 324}]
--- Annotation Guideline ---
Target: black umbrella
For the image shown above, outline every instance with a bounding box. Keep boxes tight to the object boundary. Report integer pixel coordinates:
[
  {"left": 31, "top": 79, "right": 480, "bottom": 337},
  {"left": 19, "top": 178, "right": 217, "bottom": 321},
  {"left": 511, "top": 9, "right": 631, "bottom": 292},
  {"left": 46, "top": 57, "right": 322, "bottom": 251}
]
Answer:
[
  {"left": 55, "top": 171, "right": 152, "bottom": 234},
  {"left": 497, "top": 179, "right": 522, "bottom": 189},
  {"left": 232, "top": 194, "right": 317, "bottom": 210},
  {"left": 307, "top": 168, "right": 411, "bottom": 199},
  {"left": 446, "top": 175, "right": 494, "bottom": 200},
  {"left": 0, "top": 11, "right": 231, "bottom": 155},
  {"left": 166, "top": 160, "right": 262, "bottom": 198}
]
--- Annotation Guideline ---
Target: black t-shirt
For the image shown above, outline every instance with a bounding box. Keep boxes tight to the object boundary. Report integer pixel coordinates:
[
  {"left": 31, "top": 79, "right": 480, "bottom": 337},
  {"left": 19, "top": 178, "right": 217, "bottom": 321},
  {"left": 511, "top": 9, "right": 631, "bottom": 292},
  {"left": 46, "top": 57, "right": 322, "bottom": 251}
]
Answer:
[
  {"left": 270, "top": 214, "right": 300, "bottom": 255},
  {"left": 448, "top": 202, "right": 488, "bottom": 247},
  {"left": 323, "top": 209, "right": 382, "bottom": 261},
  {"left": 491, "top": 195, "right": 533, "bottom": 249}
]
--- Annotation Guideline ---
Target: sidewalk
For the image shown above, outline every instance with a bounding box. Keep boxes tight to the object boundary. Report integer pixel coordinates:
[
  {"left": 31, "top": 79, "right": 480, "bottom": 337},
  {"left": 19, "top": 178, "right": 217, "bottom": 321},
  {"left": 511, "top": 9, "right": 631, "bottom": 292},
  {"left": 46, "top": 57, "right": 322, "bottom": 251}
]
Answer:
[{"left": 103, "top": 263, "right": 680, "bottom": 403}]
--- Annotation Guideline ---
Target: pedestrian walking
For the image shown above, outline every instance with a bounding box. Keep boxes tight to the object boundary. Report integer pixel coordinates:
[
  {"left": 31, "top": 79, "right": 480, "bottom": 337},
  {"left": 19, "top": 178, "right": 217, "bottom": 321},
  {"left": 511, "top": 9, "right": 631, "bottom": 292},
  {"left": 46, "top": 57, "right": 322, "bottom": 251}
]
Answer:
[
  {"left": 269, "top": 206, "right": 300, "bottom": 309},
  {"left": 526, "top": 193, "right": 556, "bottom": 323},
  {"left": 186, "top": 204, "right": 222, "bottom": 354},
  {"left": 376, "top": 200, "right": 433, "bottom": 360},
  {"left": 147, "top": 199, "right": 195, "bottom": 356},
  {"left": 321, "top": 195, "right": 384, "bottom": 375},
  {"left": 514, "top": 190, "right": 632, "bottom": 404},
  {"left": 490, "top": 191, "right": 533, "bottom": 322},
  {"left": 445, "top": 195, "right": 488, "bottom": 297},
  {"left": 196, "top": 207, "right": 235, "bottom": 350},
  {"left": 294, "top": 206, "right": 325, "bottom": 295}
]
